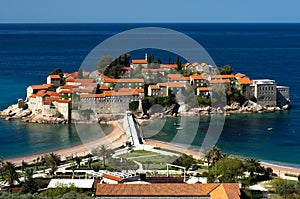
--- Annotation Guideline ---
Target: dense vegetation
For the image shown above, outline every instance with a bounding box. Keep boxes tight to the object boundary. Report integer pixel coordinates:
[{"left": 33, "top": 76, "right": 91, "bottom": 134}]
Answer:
[{"left": 97, "top": 54, "right": 131, "bottom": 79}]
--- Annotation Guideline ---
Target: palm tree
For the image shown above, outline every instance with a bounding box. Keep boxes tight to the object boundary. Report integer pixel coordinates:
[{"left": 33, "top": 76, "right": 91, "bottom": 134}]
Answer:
[
  {"left": 44, "top": 153, "right": 60, "bottom": 176},
  {"left": 87, "top": 157, "right": 93, "bottom": 169},
  {"left": 2, "top": 161, "right": 19, "bottom": 186},
  {"left": 245, "top": 158, "right": 262, "bottom": 177},
  {"left": 93, "top": 145, "right": 115, "bottom": 167},
  {"left": 75, "top": 156, "right": 82, "bottom": 168},
  {"left": 205, "top": 146, "right": 222, "bottom": 168}
]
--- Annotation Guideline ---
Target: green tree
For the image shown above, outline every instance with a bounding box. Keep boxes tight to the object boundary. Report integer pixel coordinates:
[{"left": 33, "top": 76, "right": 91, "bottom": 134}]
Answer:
[
  {"left": 218, "top": 64, "right": 233, "bottom": 75},
  {"left": 87, "top": 157, "right": 93, "bottom": 169},
  {"left": 92, "top": 145, "right": 115, "bottom": 167},
  {"left": 244, "top": 158, "right": 263, "bottom": 178},
  {"left": 77, "top": 68, "right": 83, "bottom": 79},
  {"left": 176, "top": 56, "right": 182, "bottom": 71},
  {"left": 75, "top": 156, "right": 82, "bottom": 168},
  {"left": 20, "top": 168, "right": 38, "bottom": 194},
  {"left": 49, "top": 68, "right": 64, "bottom": 78},
  {"left": 2, "top": 161, "right": 19, "bottom": 186},
  {"left": 172, "top": 153, "right": 195, "bottom": 169},
  {"left": 43, "top": 153, "right": 61, "bottom": 176},
  {"left": 204, "top": 146, "right": 223, "bottom": 168},
  {"left": 46, "top": 183, "right": 80, "bottom": 198},
  {"left": 96, "top": 55, "right": 113, "bottom": 73},
  {"left": 129, "top": 101, "right": 139, "bottom": 111},
  {"left": 209, "top": 157, "right": 244, "bottom": 183}
]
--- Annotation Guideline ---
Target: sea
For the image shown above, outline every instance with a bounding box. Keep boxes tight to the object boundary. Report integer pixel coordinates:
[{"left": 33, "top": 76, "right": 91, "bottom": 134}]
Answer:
[{"left": 0, "top": 23, "right": 300, "bottom": 167}]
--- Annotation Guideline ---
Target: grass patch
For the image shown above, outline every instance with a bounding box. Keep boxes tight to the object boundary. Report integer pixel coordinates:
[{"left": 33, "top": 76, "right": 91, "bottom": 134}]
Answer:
[{"left": 118, "top": 150, "right": 177, "bottom": 170}]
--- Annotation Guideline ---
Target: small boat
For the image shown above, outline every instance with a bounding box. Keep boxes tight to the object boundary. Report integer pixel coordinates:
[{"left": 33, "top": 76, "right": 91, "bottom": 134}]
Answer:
[
  {"left": 267, "top": 127, "right": 273, "bottom": 131},
  {"left": 176, "top": 127, "right": 183, "bottom": 130},
  {"left": 173, "top": 123, "right": 180, "bottom": 126}
]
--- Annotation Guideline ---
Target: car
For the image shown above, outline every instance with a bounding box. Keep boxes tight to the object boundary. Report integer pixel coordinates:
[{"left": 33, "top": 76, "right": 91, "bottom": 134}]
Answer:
[{"left": 189, "top": 165, "right": 198, "bottom": 171}]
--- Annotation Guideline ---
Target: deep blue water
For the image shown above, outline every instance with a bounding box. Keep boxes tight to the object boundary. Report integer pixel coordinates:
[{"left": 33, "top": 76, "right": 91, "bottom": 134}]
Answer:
[{"left": 0, "top": 23, "right": 300, "bottom": 165}]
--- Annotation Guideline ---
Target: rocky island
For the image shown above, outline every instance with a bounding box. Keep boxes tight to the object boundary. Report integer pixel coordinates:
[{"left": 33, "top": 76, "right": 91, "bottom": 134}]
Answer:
[{"left": 0, "top": 55, "right": 291, "bottom": 123}]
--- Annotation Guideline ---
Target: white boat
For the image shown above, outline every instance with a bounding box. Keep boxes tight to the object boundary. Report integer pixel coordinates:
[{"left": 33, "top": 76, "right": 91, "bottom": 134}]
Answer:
[
  {"left": 267, "top": 127, "right": 273, "bottom": 131},
  {"left": 176, "top": 127, "right": 183, "bottom": 130}
]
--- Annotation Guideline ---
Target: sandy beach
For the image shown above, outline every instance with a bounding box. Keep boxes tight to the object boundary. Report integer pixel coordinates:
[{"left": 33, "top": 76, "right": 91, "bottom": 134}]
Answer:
[
  {"left": 4, "top": 120, "right": 300, "bottom": 177},
  {"left": 5, "top": 120, "right": 127, "bottom": 165},
  {"left": 145, "top": 139, "right": 300, "bottom": 176}
]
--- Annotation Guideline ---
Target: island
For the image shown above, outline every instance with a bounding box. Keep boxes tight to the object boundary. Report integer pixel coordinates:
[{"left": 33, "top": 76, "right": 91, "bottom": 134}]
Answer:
[{"left": 0, "top": 54, "right": 291, "bottom": 124}]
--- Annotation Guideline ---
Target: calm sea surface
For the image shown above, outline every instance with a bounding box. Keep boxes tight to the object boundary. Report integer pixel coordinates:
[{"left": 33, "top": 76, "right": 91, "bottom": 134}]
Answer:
[{"left": 0, "top": 23, "right": 300, "bottom": 166}]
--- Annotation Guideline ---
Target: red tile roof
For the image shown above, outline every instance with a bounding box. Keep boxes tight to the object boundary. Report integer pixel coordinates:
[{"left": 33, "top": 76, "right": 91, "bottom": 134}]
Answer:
[
  {"left": 96, "top": 183, "right": 240, "bottom": 198},
  {"left": 30, "top": 84, "right": 51, "bottom": 90},
  {"left": 99, "top": 86, "right": 110, "bottom": 90},
  {"left": 191, "top": 74, "right": 205, "bottom": 80},
  {"left": 74, "top": 79, "right": 94, "bottom": 83},
  {"left": 198, "top": 87, "right": 212, "bottom": 91},
  {"left": 59, "top": 85, "right": 74, "bottom": 89},
  {"left": 131, "top": 59, "right": 147, "bottom": 64},
  {"left": 49, "top": 75, "right": 61, "bottom": 79},
  {"left": 160, "top": 64, "right": 178, "bottom": 69},
  {"left": 168, "top": 74, "right": 190, "bottom": 81},
  {"left": 73, "top": 88, "right": 94, "bottom": 93},
  {"left": 211, "top": 74, "right": 235, "bottom": 79},
  {"left": 209, "top": 79, "right": 231, "bottom": 84},
  {"left": 238, "top": 77, "right": 252, "bottom": 85},
  {"left": 235, "top": 73, "right": 246, "bottom": 78},
  {"left": 149, "top": 85, "right": 159, "bottom": 90},
  {"left": 102, "top": 174, "right": 124, "bottom": 182},
  {"left": 117, "top": 78, "right": 144, "bottom": 83},
  {"left": 122, "top": 67, "right": 132, "bottom": 71},
  {"left": 103, "top": 78, "right": 118, "bottom": 83},
  {"left": 46, "top": 91, "right": 60, "bottom": 97},
  {"left": 159, "top": 82, "right": 185, "bottom": 88},
  {"left": 66, "top": 78, "right": 75, "bottom": 82}
]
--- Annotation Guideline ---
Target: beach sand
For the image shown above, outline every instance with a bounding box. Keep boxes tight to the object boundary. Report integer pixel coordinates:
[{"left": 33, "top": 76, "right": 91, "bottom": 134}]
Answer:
[
  {"left": 5, "top": 120, "right": 127, "bottom": 165},
  {"left": 5, "top": 121, "right": 300, "bottom": 177},
  {"left": 145, "top": 139, "right": 300, "bottom": 176}
]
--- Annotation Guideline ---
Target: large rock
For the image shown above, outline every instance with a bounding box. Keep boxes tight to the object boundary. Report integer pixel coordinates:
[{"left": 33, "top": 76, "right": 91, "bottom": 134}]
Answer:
[{"left": 282, "top": 104, "right": 290, "bottom": 110}]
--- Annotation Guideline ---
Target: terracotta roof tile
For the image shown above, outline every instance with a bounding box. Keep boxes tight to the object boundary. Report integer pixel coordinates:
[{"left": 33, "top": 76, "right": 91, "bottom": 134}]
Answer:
[
  {"left": 210, "top": 74, "right": 235, "bottom": 79},
  {"left": 73, "top": 88, "right": 94, "bottom": 93},
  {"left": 59, "top": 85, "right": 74, "bottom": 89},
  {"left": 235, "top": 73, "right": 246, "bottom": 78},
  {"left": 159, "top": 82, "right": 185, "bottom": 88},
  {"left": 102, "top": 174, "right": 124, "bottom": 182},
  {"left": 30, "top": 84, "right": 51, "bottom": 90},
  {"left": 132, "top": 59, "right": 147, "bottom": 64},
  {"left": 74, "top": 79, "right": 94, "bottom": 83},
  {"left": 198, "top": 87, "right": 212, "bottom": 91},
  {"left": 191, "top": 74, "right": 205, "bottom": 80},
  {"left": 96, "top": 183, "right": 224, "bottom": 197},
  {"left": 49, "top": 75, "right": 61, "bottom": 79},
  {"left": 99, "top": 86, "right": 110, "bottom": 90},
  {"left": 149, "top": 85, "right": 159, "bottom": 89},
  {"left": 238, "top": 77, "right": 252, "bottom": 85},
  {"left": 209, "top": 79, "right": 231, "bottom": 84},
  {"left": 160, "top": 64, "right": 178, "bottom": 69},
  {"left": 122, "top": 67, "right": 132, "bottom": 71}
]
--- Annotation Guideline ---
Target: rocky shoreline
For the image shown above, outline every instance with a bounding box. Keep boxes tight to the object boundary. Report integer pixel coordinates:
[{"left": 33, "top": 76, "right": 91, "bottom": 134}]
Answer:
[
  {"left": 180, "top": 100, "right": 290, "bottom": 117},
  {"left": 0, "top": 100, "right": 290, "bottom": 124},
  {"left": 0, "top": 104, "right": 68, "bottom": 124}
]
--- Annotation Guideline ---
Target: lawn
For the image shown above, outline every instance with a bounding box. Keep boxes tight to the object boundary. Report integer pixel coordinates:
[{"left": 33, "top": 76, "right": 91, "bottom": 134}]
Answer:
[{"left": 118, "top": 150, "right": 178, "bottom": 170}]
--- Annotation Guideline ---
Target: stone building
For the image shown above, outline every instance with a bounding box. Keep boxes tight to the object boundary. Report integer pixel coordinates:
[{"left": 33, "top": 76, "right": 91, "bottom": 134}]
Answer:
[{"left": 251, "top": 79, "right": 277, "bottom": 107}]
